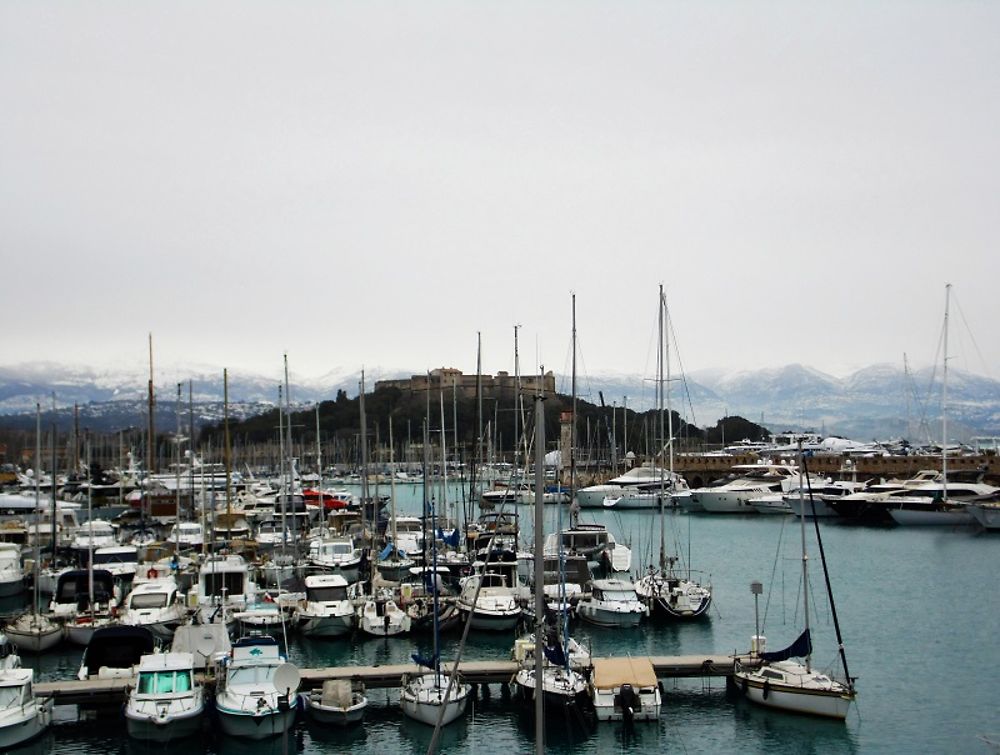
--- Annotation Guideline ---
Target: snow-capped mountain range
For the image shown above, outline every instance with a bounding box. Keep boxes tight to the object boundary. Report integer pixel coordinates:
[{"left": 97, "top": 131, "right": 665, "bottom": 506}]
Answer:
[{"left": 1, "top": 361, "right": 999, "bottom": 440}]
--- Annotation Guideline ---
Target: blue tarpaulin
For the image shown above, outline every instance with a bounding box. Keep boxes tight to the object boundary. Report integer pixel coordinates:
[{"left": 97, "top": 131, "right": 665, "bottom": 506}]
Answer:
[{"left": 761, "top": 629, "right": 812, "bottom": 662}]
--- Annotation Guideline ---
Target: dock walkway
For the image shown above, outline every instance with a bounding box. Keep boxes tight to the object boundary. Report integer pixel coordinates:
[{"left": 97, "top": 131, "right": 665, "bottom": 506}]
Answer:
[{"left": 34, "top": 654, "right": 751, "bottom": 706}]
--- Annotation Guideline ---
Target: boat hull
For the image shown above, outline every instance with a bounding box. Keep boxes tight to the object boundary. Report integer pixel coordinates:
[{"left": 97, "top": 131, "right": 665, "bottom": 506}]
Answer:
[
  {"left": 399, "top": 674, "right": 469, "bottom": 726},
  {"left": 216, "top": 705, "right": 297, "bottom": 740},
  {"left": 577, "top": 605, "right": 644, "bottom": 628},
  {"left": 969, "top": 504, "right": 1000, "bottom": 530},
  {"left": 0, "top": 699, "right": 52, "bottom": 749},
  {"left": 737, "top": 675, "right": 853, "bottom": 720},
  {"left": 888, "top": 507, "right": 974, "bottom": 526},
  {"left": 299, "top": 693, "right": 366, "bottom": 726},
  {"left": 457, "top": 605, "right": 521, "bottom": 632},
  {"left": 125, "top": 703, "right": 204, "bottom": 742},
  {"left": 5, "top": 624, "right": 63, "bottom": 653},
  {"left": 298, "top": 613, "right": 354, "bottom": 638}
]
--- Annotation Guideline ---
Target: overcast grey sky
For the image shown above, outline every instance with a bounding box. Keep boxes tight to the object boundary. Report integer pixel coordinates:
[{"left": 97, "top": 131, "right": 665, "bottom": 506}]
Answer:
[{"left": 2, "top": 1, "right": 998, "bottom": 385}]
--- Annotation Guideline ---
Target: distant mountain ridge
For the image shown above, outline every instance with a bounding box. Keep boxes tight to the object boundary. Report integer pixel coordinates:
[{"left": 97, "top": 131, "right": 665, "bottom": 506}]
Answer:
[{"left": 1, "top": 361, "right": 999, "bottom": 440}]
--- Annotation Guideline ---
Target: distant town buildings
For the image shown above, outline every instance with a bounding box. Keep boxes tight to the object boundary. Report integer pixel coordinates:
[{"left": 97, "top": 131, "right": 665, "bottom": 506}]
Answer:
[{"left": 375, "top": 368, "right": 555, "bottom": 399}]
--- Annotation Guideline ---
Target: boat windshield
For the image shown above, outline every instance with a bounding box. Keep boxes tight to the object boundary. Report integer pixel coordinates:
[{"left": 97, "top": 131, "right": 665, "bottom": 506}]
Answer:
[
  {"left": 0, "top": 685, "right": 27, "bottom": 707},
  {"left": 202, "top": 572, "right": 245, "bottom": 598},
  {"left": 130, "top": 592, "right": 169, "bottom": 609},
  {"left": 601, "top": 589, "right": 638, "bottom": 602},
  {"left": 307, "top": 586, "right": 348, "bottom": 602},
  {"left": 138, "top": 670, "right": 193, "bottom": 694},
  {"left": 228, "top": 665, "right": 276, "bottom": 686}
]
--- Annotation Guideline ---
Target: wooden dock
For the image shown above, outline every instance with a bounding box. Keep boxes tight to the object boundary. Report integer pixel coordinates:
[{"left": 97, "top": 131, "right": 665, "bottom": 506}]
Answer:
[{"left": 34, "top": 653, "right": 752, "bottom": 707}]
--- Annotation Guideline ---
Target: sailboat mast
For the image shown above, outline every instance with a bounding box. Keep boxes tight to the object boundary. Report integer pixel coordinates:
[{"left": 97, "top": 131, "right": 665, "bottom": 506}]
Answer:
[
  {"left": 359, "top": 370, "right": 369, "bottom": 571},
  {"left": 532, "top": 377, "right": 545, "bottom": 753},
  {"left": 148, "top": 333, "right": 156, "bottom": 475},
  {"left": 316, "top": 405, "right": 323, "bottom": 535},
  {"left": 942, "top": 283, "right": 951, "bottom": 499},
  {"left": 278, "top": 382, "right": 286, "bottom": 560},
  {"left": 283, "top": 355, "right": 293, "bottom": 558},
  {"left": 513, "top": 325, "right": 521, "bottom": 472},
  {"left": 389, "top": 417, "right": 399, "bottom": 570},
  {"left": 798, "top": 438, "right": 811, "bottom": 672},
  {"left": 50, "top": 394, "right": 57, "bottom": 565},
  {"left": 34, "top": 403, "right": 41, "bottom": 617},
  {"left": 224, "top": 369, "right": 232, "bottom": 547},
  {"left": 570, "top": 293, "right": 578, "bottom": 528},
  {"left": 658, "top": 286, "right": 666, "bottom": 571},
  {"left": 175, "top": 383, "right": 182, "bottom": 555},
  {"left": 86, "top": 434, "right": 94, "bottom": 619}
]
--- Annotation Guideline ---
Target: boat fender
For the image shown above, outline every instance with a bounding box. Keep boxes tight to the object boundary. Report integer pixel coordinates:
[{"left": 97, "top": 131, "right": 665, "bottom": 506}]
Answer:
[
  {"left": 740, "top": 677, "right": 748, "bottom": 695},
  {"left": 762, "top": 680, "right": 770, "bottom": 700}
]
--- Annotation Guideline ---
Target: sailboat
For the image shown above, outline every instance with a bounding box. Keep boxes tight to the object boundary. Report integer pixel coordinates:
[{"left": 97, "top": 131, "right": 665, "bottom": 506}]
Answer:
[
  {"left": 733, "top": 439, "right": 857, "bottom": 719},
  {"left": 513, "top": 367, "right": 591, "bottom": 722},
  {"left": 399, "top": 488, "right": 470, "bottom": 726},
  {"left": 5, "top": 404, "right": 63, "bottom": 654},
  {"left": 635, "top": 286, "right": 712, "bottom": 620},
  {"left": 888, "top": 284, "right": 984, "bottom": 526}
]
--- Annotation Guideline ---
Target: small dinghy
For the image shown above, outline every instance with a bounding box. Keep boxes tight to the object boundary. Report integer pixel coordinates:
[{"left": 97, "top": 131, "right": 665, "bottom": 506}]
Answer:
[{"left": 300, "top": 680, "right": 367, "bottom": 726}]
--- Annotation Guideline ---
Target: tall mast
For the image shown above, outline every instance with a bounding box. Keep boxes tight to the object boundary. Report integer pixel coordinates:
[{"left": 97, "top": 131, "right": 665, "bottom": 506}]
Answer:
[
  {"left": 283, "top": 354, "right": 293, "bottom": 557},
  {"left": 359, "top": 369, "right": 369, "bottom": 548},
  {"left": 798, "top": 438, "right": 811, "bottom": 673},
  {"left": 316, "top": 404, "right": 323, "bottom": 535},
  {"left": 224, "top": 369, "right": 232, "bottom": 547},
  {"left": 175, "top": 382, "right": 182, "bottom": 555},
  {"left": 532, "top": 374, "right": 545, "bottom": 754},
  {"left": 570, "top": 292, "right": 578, "bottom": 529},
  {"left": 389, "top": 417, "right": 398, "bottom": 568},
  {"left": 942, "top": 283, "right": 951, "bottom": 498},
  {"left": 50, "top": 394, "right": 57, "bottom": 564},
  {"left": 34, "top": 403, "right": 41, "bottom": 618},
  {"left": 658, "top": 285, "right": 666, "bottom": 572},
  {"left": 440, "top": 389, "right": 448, "bottom": 530},
  {"left": 278, "top": 383, "right": 286, "bottom": 559},
  {"left": 147, "top": 333, "right": 156, "bottom": 474},
  {"left": 513, "top": 325, "right": 521, "bottom": 472}
]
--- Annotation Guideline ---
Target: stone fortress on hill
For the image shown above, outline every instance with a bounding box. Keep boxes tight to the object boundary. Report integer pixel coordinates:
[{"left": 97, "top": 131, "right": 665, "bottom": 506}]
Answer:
[{"left": 375, "top": 367, "right": 556, "bottom": 400}]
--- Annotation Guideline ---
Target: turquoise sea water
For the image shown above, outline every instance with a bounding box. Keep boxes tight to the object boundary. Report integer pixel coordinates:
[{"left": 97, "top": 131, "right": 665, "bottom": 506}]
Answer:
[{"left": 9, "top": 483, "right": 1000, "bottom": 754}]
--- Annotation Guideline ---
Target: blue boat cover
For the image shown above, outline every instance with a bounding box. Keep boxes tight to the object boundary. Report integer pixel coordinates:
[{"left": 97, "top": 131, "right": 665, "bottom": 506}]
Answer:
[{"left": 761, "top": 629, "right": 812, "bottom": 662}]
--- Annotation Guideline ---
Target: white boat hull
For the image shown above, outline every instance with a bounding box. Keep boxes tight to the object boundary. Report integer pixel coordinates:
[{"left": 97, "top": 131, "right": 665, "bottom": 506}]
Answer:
[
  {"left": 577, "top": 604, "right": 644, "bottom": 628},
  {"left": 0, "top": 698, "right": 52, "bottom": 749},
  {"left": 298, "top": 613, "right": 354, "bottom": 638},
  {"left": 888, "top": 507, "right": 974, "bottom": 526},
  {"left": 125, "top": 702, "right": 204, "bottom": 742},
  {"left": 216, "top": 705, "right": 297, "bottom": 740},
  {"left": 300, "top": 692, "right": 367, "bottom": 726},
  {"left": 399, "top": 673, "right": 469, "bottom": 726},
  {"left": 5, "top": 621, "right": 63, "bottom": 653},
  {"left": 458, "top": 605, "right": 521, "bottom": 632},
  {"left": 969, "top": 504, "right": 1000, "bottom": 530},
  {"left": 737, "top": 675, "right": 853, "bottom": 720}
]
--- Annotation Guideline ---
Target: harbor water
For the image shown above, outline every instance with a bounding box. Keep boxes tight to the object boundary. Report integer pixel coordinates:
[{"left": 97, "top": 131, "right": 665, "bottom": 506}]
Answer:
[{"left": 8, "top": 482, "right": 999, "bottom": 754}]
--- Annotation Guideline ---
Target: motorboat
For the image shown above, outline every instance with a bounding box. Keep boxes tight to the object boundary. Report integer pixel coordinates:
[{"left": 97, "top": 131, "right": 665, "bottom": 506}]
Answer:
[
  {"left": 49, "top": 568, "right": 120, "bottom": 647},
  {"left": 590, "top": 657, "right": 661, "bottom": 722},
  {"left": 167, "top": 521, "right": 205, "bottom": 550},
  {"left": 543, "top": 523, "right": 611, "bottom": 563},
  {"left": 577, "top": 579, "right": 648, "bottom": 628},
  {"left": 300, "top": 680, "right": 367, "bottom": 726},
  {"left": 357, "top": 588, "right": 411, "bottom": 637},
  {"left": 87, "top": 545, "right": 139, "bottom": 583},
  {"left": 576, "top": 465, "right": 676, "bottom": 508},
  {"left": 294, "top": 574, "right": 355, "bottom": 638},
  {"left": 77, "top": 624, "right": 155, "bottom": 681},
  {"left": 125, "top": 651, "right": 205, "bottom": 742},
  {"left": 456, "top": 560, "right": 522, "bottom": 632},
  {"left": 215, "top": 636, "right": 299, "bottom": 739},
  {"left": 600, "top": 472, "right": 691, "bottom": 510},
  {"left": 0, "top": 669, "right": 52, "bottom": 749},
  {"left": 689, "top": 463, "right": 800, "bottom": 513},
  {"left": 0, "top": 544, "right": 24, "bottom": 597},
  {"left": 70, "top": 519, "right": 117, "bottom": 553},
  {"left": 120, "top": 577, "right": 187, "bottom": 641},
  {"left": 194, "top": 554, "right": 257, "bottom": 631},
  {"left": 233, "top": 594, "right": 286, "bottom": 638},
  {"left": 306, "top": 536, "right": 363, "bottom": 583}
]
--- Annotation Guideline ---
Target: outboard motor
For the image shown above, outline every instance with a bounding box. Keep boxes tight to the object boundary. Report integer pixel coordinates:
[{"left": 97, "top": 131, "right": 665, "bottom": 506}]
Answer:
[{"left": 619, "top": 683, "right": 637, "bottom": 727}]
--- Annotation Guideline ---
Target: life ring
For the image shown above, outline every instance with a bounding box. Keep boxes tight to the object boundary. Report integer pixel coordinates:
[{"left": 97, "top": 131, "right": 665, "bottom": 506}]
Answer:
[{"left": 147, "top": 567, "right": 158, "bottom": 579}]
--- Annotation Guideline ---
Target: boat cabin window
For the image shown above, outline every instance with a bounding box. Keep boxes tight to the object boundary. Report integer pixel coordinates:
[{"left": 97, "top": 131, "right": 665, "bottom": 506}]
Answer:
[
  {"left": 480, "top": 573, "right": 508, "bottom": 588},
  {"left": 202, "top": 572, "right": 245, "bottom": 598},
  {"left": 227, "top": 665, "right": 277, "bottom": 686},
  {"left": 307, "top": 585, "right": 348, "bottom": 602},
  {"left": 130, "top": 592, "right": 170, "bottom": 609},
  {"left": 0, "top": 685, "right": 27, "bottom": 707},
  {"left": 319, "top": 542, "right": 354, "bottom": 556},
  {"left": 760, "top": 669, "right": 785, "bottom": 680},
  {"left": 138, "top": 670, "right": 193, "bottom": 694},
  {"left": 598, "top": 588, "right": 637, "bottom": 602},
  {"left": 93, "top": 550, "right": 138, "bottom": 565}
]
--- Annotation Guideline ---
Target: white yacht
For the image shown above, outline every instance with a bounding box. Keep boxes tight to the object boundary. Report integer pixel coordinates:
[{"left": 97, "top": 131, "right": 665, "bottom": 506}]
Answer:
[
  {"left": 167, "top": 522, "right": 205, "bottom": 550},
  {"left": 576, "top": 465, "right": 675, "bottom": 508},
  {"left": 121, "top": 577, "right": 187, "bottom": 641},
  {"left": 456, "top": 560, "right": 522, "bottom": 632},
  {"left": 357, "top": 588, "right": 411, "bottom": 637},
  {"left": 0, "top": 669, "right": 52, "bottom": 749},
  {"left": 125, "top": 651, "right": 205, "bottom": 742},
  {"left": 307, "top": 536, "right": 363, "bottom": 583},
  {"left": 577, "top": 579, "right": 648, "bottom": 628},
  {"left": 88, "top": 545, "right": 139, "bottom": 582},
  {"left": 294, "top": 574, "right": 355, "bottom": 638},
  {"left": 70, "top": 519, "right": 117, "bottom": 552},
  {"left": 215, "top": 636, "right": 298, "bottom": 739},
  {"left": 689, "top": 463, "right": 800, "bottom": 513},
  {"left": 0, "top": 544, "right": 24, "bottom": 597},
  {"left": 194, "top": 554, "right": 256, "bottom": 631},
  {"left": 590, "top": 657, "right": 661, "bottom": 722}
]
